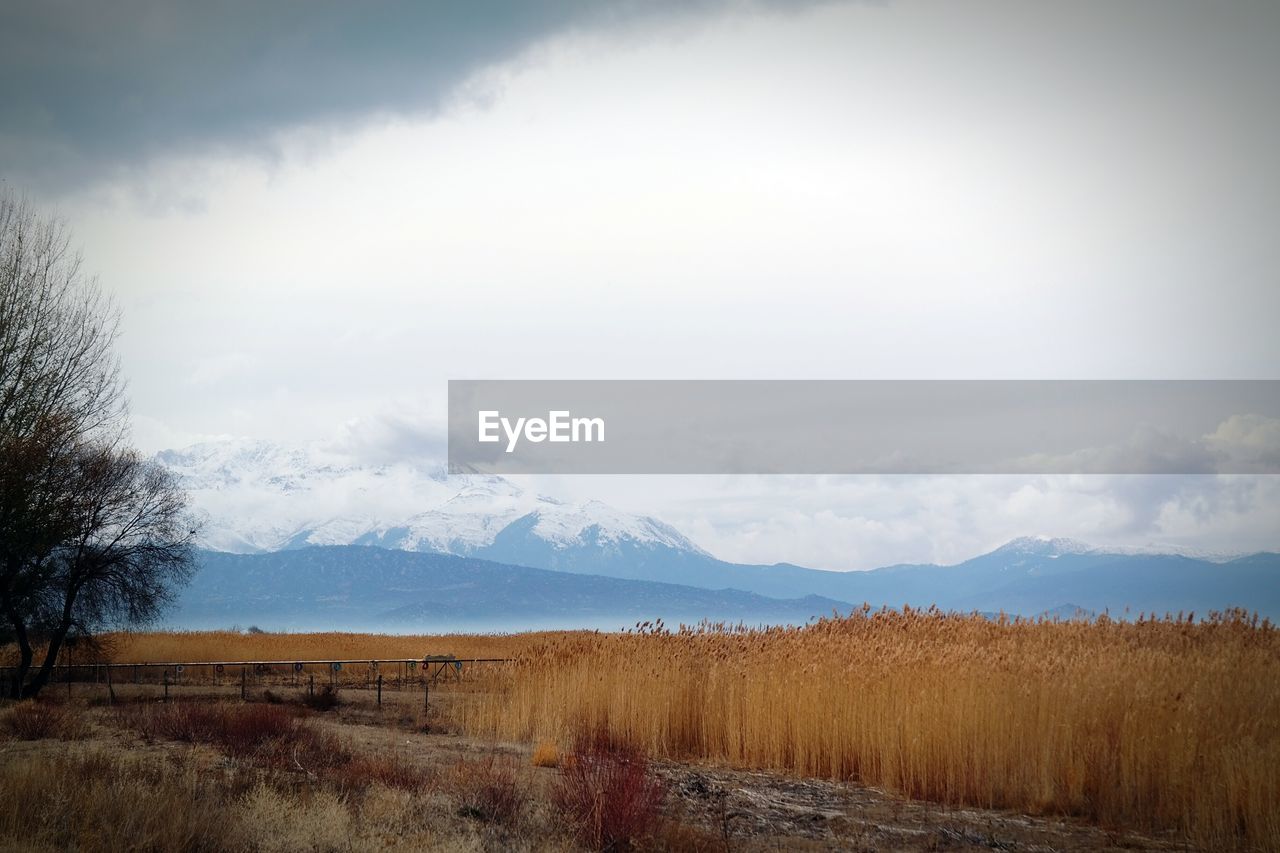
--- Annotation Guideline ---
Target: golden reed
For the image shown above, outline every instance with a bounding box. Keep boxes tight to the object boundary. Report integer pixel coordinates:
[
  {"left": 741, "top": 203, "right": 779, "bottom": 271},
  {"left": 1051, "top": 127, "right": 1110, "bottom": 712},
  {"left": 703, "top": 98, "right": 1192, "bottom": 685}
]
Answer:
[{"left": 458, "top": 608, "right": 1278, "bottom": 851}]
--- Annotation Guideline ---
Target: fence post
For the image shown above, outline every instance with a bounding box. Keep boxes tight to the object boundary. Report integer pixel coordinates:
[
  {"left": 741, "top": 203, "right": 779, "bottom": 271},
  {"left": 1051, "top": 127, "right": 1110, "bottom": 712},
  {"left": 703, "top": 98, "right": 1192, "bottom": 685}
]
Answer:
[
  {"left": 309, "top": 674, "right": 314, "bottom": 698},
  {"left": 424, "top": 681, "right": 429, "bottom": 712},
  {"left": 377, "top": 674, "right": 382, "bottom": 706},
  {"left": 241, "top": 667, "right": 247, "bottom": 701},
  {"left": 163, "top": 671, "right": 169, "bottom": 703},
  {"left": 106, "top": 665, "right": 115, "bottom": 705}
]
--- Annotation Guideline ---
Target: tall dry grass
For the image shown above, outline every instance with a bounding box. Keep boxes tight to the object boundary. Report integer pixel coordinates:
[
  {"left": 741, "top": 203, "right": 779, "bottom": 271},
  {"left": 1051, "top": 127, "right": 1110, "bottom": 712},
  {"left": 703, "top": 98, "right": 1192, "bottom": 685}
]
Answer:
[
  {"left": 0, "top": 749, "right": 235, "bottom": 853},
  {"left": 458, "top": 608, "right": 1280, "bottom": 851},
  {"left": 0, "top": 747, "right": 511, "bottom": 852}
]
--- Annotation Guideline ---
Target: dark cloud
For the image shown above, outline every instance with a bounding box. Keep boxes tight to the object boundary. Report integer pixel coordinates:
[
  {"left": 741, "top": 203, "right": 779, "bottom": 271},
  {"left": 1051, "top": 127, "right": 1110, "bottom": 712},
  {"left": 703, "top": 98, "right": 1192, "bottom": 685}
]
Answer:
[{"left": 0, "top": 0, "right": 817, "bottom": 189}]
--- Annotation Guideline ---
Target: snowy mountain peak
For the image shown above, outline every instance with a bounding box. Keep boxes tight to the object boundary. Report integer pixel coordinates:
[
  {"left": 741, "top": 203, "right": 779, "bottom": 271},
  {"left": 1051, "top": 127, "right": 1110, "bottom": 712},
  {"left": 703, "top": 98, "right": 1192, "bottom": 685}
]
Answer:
[
  {"left": 988, "top": 536, "right": 1246, "bottom": 563},
  {"left": 994, "top": 536, "right": 1095, "bottom": 558},
  {"left": 156, "top": 439, "right": 713, "bottom": 562},
  {"left": 526, "top": 502, "right": 710, "bottom": 555}
]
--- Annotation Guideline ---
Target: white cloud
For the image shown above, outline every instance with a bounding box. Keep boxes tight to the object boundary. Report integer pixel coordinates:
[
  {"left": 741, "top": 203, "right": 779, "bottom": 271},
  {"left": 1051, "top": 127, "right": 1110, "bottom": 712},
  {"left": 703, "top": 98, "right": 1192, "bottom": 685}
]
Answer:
[
  {"left": 1205, "top": 414, "right": 1280, "bottom": 470},
  {"left": 514, "top": 473, "right": 1280, "bottom": 569},
  {"left": 16, "top": 2, "right": 1278, "bottom": 565}
]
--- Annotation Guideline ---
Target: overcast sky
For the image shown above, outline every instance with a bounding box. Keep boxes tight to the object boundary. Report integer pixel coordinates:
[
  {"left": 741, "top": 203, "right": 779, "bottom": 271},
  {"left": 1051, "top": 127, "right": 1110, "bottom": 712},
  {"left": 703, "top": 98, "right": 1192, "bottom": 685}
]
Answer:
[{"left": 3, "top": 0, "right": 1278, "bottom": 567}]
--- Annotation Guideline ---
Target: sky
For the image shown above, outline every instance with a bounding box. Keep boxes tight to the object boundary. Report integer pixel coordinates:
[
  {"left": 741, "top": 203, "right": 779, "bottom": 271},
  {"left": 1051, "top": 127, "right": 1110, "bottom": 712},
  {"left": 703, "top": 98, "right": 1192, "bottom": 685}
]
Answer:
[{"left": 2, "top": 0, "right": 1278, "bottom": 568}]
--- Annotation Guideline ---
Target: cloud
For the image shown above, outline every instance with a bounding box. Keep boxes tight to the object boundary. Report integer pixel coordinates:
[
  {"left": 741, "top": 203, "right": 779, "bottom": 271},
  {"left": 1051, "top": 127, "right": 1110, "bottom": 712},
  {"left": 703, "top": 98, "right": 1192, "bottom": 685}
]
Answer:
[
  {"left": 515, "top": 471, "right": 1280, "bottom": 570},
  {"left": 0, "top": 0, "right": 830, "bottom": 190},
  {"left": 1204, "top": 414, "right": 1280, "bottom": 471},
  {"left": 324, "top": 401, "right": 447, "bottom": 466},
  {"left": 187, "top": 351, "right": 258, "bottom": 385},
  {"left": 997, "top": 414, "right": 1280, "bottom": 476}
]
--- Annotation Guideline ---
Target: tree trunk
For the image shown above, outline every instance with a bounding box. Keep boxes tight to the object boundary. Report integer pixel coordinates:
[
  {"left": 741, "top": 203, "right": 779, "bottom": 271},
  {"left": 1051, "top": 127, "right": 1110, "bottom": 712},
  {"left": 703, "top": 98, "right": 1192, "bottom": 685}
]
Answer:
[
  {"left": 22, "top": 621, "right": 71, "bottom": 698},
  {"left": 7, "top": 612, "right": 32, "bottom": 699}
]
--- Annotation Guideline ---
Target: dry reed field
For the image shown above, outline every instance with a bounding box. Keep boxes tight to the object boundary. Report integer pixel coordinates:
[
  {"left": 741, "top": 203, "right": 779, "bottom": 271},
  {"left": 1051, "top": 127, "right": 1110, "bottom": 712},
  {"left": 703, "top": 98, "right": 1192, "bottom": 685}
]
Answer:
[
  {"left": 6, "top": 611, "right": 1276, "bottom": 850},
  {"left": 455, "top": 608, "right": 1280, "bottom": 851}
]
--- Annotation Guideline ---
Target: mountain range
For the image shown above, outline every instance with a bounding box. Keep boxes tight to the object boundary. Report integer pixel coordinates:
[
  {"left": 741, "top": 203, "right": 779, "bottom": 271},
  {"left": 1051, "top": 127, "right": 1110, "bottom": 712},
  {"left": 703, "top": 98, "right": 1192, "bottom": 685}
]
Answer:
[
  {"left": 175, "top": 547, "right": 852, "bottom": 632},
  {"left": 158, "top": 440, "right": 1280, "bottom": 630}
]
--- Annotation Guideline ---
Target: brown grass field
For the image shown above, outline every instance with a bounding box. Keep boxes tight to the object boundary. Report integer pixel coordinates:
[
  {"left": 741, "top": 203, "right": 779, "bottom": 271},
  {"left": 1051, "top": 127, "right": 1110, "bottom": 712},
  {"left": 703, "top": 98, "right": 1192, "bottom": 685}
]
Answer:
[
  {"left": 2, "top": 608, "right": 1277, "bottom": 851},
  {"left": 458, "top": 608, "right": 1280, "bottom": 851}
]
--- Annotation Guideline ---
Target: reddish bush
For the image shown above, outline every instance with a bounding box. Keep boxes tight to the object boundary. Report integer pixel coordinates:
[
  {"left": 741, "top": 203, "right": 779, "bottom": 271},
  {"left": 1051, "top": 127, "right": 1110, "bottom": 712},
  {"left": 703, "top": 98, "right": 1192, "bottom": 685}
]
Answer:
[
  {"left": 552, "top": 729, "right": 666, "bottom": 851},
  {"left": 122, "top": 701, "right": 348, "bottom": 770},
  {"left": 1, "top": 701, "right": 85, "bottom": 740},
  {"left": 128, "top": 701, "right": 292, "bottom": 751},
  {"left": 334, "top": 753, "right": 433, "bottom": 792},
  {"left": 217, "top": 703, "right": 296, "bottom": 754},
  {"left": 449, "top": 756, "right": 527, "bottom": 825},
  {"left": 128, "top": 702, "right": 222, "bottom": 742}
]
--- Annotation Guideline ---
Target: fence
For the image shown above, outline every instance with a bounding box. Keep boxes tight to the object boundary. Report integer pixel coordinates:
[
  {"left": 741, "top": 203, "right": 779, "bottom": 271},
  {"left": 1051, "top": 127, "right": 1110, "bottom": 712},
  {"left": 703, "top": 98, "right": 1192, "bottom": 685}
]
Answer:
[{"left": 2, "top": 656, "right": 511, "bottom": 701}]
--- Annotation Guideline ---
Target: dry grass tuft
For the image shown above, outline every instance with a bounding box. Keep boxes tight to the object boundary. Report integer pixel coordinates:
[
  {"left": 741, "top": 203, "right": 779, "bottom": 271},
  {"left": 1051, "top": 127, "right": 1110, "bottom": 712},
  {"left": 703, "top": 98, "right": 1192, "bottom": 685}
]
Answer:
[
  {"left": 223, "top": 784, "right": 353, "bottom": 853},
  {"left": 531, "top": 740, "right": 560, "bottom": 768},
  {"left": 0, "top": 749, "right": 235, "bottom": 852}
]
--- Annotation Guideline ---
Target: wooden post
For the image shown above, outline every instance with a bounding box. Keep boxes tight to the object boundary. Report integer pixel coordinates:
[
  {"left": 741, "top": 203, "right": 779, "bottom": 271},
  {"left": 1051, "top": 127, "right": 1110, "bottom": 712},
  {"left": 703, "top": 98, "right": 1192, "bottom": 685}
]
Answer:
[
  {"left": 106, "top": 665, "right": 115, "bottom": 705},
  {"left": 241, "top": 666, "right": 247, "bottom": 701},
  {"left": 377, "top": 674, "right": 382, "bottom": 706},
  {"left": 163, "top": 671, "right": 169, "bottom": 703},
  {"left": 308, "top": 674, "right": 314, "bottom": 698},
  {"left": 424, "top": 681, "right": 429, "bottom": 712}
]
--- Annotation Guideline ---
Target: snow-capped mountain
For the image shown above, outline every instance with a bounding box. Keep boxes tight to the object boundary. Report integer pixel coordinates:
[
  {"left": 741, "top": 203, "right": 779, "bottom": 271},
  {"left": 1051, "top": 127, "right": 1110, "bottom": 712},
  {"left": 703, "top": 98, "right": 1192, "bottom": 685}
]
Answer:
[
  {"left": 157, "top": 438, "right": 709, "bottom": 565},
  {"left": 158, "top": 439, "right": 1280, "bottom": 623},
  {"left": 991, "top": 536, "right": 1096, "bottom": 559},
  {"left": 990, "top": 535, "right": 1245, "bottom": 564}
]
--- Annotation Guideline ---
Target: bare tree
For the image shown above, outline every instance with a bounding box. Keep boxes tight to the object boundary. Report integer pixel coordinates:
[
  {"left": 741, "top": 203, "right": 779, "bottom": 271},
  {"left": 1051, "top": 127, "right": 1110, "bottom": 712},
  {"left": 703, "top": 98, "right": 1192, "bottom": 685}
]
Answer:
[
  {"left": 0, "top": 191, "right": 197, "bottom": 698},
  {"left": 0, "top": 192, "right": 123, "bottom": 444}
]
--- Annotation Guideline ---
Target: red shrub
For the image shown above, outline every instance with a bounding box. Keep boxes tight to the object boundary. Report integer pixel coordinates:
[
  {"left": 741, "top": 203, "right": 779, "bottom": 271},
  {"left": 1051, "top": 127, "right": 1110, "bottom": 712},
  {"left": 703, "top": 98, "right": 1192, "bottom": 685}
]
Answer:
[
  {"left": 552, "top": 730, "right": 666, "bottom": 851},
  {"left": 217, "top": 703, "right": 296, "bottom": 754},
  {"left": 122, "top": 701, "right": 348, "bottom": 769},
  {"left": 334, "top": 753, "right": 433, "bottom": 792},
  {"left": 1, "top": 701, "right": 84, "bottom": 740},
  {"left": 127, "top": 702, "right": 292, "bottom": 751},
  {"left": 449, "top": 756, "right": 527, "bottom": 825}
]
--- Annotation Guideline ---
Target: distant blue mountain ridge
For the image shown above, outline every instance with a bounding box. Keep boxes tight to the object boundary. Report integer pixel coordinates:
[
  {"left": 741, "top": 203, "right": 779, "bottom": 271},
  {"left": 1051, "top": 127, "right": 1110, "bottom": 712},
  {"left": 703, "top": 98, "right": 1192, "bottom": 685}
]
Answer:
[{"left": 171, "top": 537, "right": 1280, "bottom": 632}]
